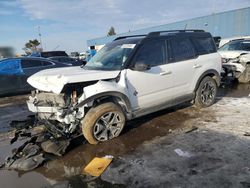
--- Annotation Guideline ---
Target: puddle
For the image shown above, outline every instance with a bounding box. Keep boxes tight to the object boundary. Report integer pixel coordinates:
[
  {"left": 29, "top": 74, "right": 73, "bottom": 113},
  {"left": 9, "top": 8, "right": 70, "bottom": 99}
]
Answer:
[
  {"left": 218, "top": 82, "right": 250, "bottom": 98},
  {"left": 0, "top": 103, "right": 196, "bottom": 187}
]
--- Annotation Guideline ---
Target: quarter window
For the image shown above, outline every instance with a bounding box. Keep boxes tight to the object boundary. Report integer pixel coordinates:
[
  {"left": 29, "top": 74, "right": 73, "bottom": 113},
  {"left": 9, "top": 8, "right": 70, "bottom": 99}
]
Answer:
[
  {"left": 171, "top": 38, "right": 195, "bottom": 62},
  {"left": 192, "top": 37, "right": 217, "bottom": 54},
  {"left": 133, "top": 39, "right": 167, "bottom": 67}
]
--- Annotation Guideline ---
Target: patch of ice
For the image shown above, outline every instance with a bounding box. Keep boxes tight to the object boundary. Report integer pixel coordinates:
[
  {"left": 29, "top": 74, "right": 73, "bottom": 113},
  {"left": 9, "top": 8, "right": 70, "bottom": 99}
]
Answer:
[{"left": 174, "top": 148, "right": 193, "bottom": 158}]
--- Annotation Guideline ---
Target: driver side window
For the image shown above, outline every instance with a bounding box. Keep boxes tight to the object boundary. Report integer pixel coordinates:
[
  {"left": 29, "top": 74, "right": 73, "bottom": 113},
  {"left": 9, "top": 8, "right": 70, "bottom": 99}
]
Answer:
[{"left": 133, "top": 39, "right": 167, "bottom": 67}]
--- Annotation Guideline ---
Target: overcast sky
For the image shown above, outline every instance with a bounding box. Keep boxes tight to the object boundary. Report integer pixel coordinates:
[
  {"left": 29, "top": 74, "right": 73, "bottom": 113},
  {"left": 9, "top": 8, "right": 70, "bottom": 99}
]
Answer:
[{"left": 0, "top": 0, "right": 249, "bottom": 54}]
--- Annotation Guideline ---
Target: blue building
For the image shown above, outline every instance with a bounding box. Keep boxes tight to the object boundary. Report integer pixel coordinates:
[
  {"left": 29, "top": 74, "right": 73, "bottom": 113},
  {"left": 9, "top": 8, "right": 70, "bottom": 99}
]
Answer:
[{"left": 87, "top": 7, "right": 250, "bottom": 48}]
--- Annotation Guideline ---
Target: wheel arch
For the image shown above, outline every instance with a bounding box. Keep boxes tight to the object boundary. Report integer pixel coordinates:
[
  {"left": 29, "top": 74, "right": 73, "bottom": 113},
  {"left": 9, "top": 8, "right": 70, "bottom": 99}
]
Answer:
[
  {"left": 194, "top": 69, "right": 221, "bottom": 92},
  {"left": 76, "top": 91, "right": 133, "bottom": 119}
]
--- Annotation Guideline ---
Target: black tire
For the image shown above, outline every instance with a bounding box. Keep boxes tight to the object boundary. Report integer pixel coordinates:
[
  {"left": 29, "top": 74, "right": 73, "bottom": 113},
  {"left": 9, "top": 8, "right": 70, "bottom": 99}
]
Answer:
[
  {"left": 195, "top": 76, "right": 217, "bottom": 108},
  {"left": 238, "top": 64, "right": 250, "bottom": 83},
  {"left": 81, "top": 102, "right": 125, "bottom": 144}
]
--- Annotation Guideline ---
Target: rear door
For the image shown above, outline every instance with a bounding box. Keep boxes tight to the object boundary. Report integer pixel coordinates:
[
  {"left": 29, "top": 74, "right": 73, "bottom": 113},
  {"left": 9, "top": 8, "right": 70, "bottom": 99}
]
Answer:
[{"left": 168, "top": 37, "right": 197, "bottom": 97}]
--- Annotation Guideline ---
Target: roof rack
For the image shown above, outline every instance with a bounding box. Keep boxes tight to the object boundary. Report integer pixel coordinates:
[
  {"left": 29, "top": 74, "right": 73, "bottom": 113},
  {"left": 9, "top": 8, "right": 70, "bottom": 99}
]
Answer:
[
  {"left": 114, "top": 35, "right": 147, "bottom": 41},
  {"left": 148, "top": 30, "right": 205, "bottom": 37},
  {"left": 114, "top": 30, "right": 205, "bottom": 41}
]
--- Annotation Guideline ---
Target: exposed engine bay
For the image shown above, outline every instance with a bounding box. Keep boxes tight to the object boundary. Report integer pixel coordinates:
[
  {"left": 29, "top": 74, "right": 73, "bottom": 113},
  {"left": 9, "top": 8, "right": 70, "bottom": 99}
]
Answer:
[{"left": 27, "top": 81, "right": 98, "bottom": 138}]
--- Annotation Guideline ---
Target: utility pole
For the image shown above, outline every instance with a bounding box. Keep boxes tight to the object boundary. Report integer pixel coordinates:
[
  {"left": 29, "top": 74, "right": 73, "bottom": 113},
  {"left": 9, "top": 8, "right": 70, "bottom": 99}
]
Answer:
[{"left": 38, "top": 26, "right": 43, "bottom": 50}]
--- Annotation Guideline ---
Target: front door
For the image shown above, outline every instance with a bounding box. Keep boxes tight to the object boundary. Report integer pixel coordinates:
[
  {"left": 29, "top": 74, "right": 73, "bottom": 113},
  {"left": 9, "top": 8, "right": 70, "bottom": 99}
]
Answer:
[{"left": 125, "top": 38, "right": 174, "bottom": 110}]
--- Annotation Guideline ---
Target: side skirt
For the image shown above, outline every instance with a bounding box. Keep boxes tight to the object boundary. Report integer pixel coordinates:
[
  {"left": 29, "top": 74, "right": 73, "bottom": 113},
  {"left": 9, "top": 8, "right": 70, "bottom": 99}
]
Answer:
[{"left": 132, "top": 93, "right": 195, "bottom": 119}]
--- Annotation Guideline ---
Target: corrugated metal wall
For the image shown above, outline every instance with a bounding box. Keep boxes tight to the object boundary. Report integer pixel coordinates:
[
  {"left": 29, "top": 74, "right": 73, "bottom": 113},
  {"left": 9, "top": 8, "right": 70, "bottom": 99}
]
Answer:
[{"left": 87, "top": 7, "right": 250, "bottom": 47}]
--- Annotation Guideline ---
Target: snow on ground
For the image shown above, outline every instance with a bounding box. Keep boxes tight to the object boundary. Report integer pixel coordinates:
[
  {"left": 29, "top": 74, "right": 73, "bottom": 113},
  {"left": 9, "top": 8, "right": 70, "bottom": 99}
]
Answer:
[
  {"left": 203, "top": 97, "right": 250, "bottom": 136},
  {"left": 101, "top": 97, "right": 250, "bottom": 187}
]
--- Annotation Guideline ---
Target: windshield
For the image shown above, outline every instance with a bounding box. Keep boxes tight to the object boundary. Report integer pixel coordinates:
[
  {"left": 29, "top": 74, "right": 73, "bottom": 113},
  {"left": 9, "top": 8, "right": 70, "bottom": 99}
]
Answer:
[
  {"left": 84, "top": 39, "right": 139, "bottom": 70},
  {"left": 219, "top": 40, "right": 250, "bottom": 51}
]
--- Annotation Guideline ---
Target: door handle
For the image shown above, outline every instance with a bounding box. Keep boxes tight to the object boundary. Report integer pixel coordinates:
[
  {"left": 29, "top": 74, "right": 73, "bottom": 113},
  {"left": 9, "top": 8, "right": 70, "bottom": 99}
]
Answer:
[
  {"left": 160, "top": 71, "right": 172, "bottom": 76},
  {"left": 193, "top": 64, "right": 202, "bottom": 68}
]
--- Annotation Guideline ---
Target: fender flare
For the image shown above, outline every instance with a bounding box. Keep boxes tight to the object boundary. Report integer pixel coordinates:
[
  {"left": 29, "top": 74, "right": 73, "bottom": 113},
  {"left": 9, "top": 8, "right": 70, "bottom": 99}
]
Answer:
[
  {"left": 194, "top": 69, "right": 221, "bottom": 92},
  {"left": 76, "top": 91, "right": 132, "bottom": 115}
]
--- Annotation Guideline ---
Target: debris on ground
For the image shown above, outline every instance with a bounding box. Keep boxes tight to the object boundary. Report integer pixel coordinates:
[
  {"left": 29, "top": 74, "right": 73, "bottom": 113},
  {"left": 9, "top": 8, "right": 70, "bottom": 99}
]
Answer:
[
  {"left": 185, "top": 126, "right": 198, "bottom": 133},
  {"left": 41, "top": 139, "right": 70, "bottom": 156},
  {"left": 83, "top": 156, "right": 114, "bottom": 177},
  {"left": 174, "top": 148, "right": 193, "bottom": 158},
  {"left": 243, "top": 132, "right": 250, "bottom": 136},
  {"left": 10, "top": 115, "right": 36, "bottom": 130},
  {"left": 0, "top": 115, "right": 80, "bottom": 171}
]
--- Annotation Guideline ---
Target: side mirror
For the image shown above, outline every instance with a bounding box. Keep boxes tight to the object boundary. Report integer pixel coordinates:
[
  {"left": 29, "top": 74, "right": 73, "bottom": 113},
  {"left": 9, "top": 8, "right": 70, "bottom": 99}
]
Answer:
[{"left": 134, "top": 62, "right": 150, "bottom": 71}]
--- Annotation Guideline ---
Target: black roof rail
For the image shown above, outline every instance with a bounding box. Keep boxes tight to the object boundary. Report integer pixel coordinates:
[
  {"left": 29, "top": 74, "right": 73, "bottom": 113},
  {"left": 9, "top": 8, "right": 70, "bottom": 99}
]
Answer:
[
  {"left": 114, "top": 30, "right": 205, "bottom": 41},
  {"left": 114, "top": 35, "right": 147, "bottom": 41},
  {"left": 148, "top": 29, "right": 205, "bottom": 37}
]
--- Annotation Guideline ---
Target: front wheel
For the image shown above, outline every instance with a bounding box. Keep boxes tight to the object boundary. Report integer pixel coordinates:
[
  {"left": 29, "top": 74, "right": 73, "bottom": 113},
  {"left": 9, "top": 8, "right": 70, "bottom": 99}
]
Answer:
[
  {"left": 81, "top": 102, "right": 125, "bottom": 144},
  {"left": 195, "top": 76, "right": 217, "bottom": 108}
]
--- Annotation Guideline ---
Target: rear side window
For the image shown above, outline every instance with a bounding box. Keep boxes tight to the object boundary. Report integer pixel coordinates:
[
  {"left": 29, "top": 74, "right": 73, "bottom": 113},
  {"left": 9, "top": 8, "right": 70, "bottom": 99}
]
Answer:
[
  {"left": 21, "top": 59, "right": 43, "bottom": 68},
  {"left": 41, "top": 51, "right": 68, "bottom": 58},
  {"left": 133, "top": 39, "right": 167, "bottom": 67},
  {"left": 171, "top": 38, "right": 195, "bottom": 62},
  {"left": 241, "top": 41, "right": 250, "bottom": 51},
  {"left": 192, "top": 37, "right": 216, "bottom": 55}
]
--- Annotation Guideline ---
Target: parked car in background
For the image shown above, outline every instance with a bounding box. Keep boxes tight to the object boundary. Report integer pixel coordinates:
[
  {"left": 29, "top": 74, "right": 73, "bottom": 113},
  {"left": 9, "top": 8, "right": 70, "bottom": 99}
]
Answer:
[
  {"left": 70, "top": 52, "right": 79, "bottom": 59},
  {"left": 49, "top": 56, "right": 84, "bottom": 66},
  {"left": 218, "top": 38, "right": 250, "bottom": 83},
  {"left": 0, "top": 57, "right": 70, "bottom": 96},
  {"left": 79, "top": 52, "right": 87, "bottom": 61},
  {"left": 30, "top": 51, "right": 69, "bottom": 58},
  {"left": 218, "top": 36, "right": 250, "bottom": 48},
  {"left": 27, "top": 30, "right": 221, "bottom": 144}
]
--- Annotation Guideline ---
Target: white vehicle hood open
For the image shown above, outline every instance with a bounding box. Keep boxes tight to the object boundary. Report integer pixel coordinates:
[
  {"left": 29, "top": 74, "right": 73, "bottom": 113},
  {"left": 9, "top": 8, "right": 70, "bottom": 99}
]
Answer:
[{"left": 27, "top": 66, "right": 120, "bottom": 94}]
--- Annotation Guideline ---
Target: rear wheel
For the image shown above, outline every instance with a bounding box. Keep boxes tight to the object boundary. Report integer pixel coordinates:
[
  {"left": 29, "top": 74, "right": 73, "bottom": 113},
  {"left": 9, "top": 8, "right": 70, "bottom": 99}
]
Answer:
[
  {"left": 81, "top": 102, "right": 125, "bottom": 144},
  {"left": 195, "top": 76, "right": 217, "bottom": 108}
]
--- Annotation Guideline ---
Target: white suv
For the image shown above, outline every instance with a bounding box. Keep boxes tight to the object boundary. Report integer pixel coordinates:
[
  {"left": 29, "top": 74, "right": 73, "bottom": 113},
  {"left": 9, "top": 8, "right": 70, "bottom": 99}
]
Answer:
[{"left": 27, "top": 30, "right": 221, "bottom": 144}]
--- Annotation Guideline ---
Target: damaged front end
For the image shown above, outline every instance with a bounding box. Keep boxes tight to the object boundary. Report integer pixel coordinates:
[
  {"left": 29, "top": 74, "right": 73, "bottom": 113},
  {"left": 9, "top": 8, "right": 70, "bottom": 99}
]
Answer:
[
  {"left": 27, "top": 83, "right": 94, "bottom": 138},
  {"left": 25, "top": 67, "right": 122, "bottom": 139},
  {"left": 220, "top": 52, "right": 250, "bottom": 83}
]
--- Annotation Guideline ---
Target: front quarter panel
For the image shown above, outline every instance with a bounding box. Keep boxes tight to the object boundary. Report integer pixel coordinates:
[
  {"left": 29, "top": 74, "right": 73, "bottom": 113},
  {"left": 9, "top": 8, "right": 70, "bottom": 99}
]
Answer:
[{"left": 78, "top": 80, "right": 129, "bottom": 107}]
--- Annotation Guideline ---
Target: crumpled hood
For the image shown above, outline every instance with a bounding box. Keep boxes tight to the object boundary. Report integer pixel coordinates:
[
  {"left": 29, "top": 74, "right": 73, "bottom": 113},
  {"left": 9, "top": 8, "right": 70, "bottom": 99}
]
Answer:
[
  {"left": 27, "top": 66, "right": 120, "bottom": 94},
  {"left": 219, "top": 50, "right": 250, "bottom": 59}
]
